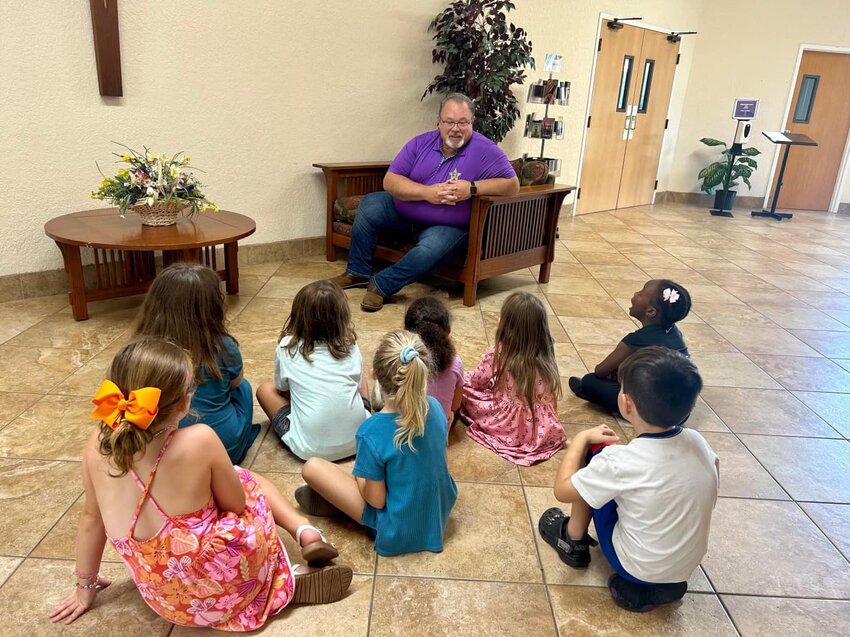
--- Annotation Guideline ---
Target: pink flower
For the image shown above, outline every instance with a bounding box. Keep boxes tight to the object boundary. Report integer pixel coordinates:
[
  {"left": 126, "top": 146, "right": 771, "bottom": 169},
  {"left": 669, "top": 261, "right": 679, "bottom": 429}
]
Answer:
[
  {"left": 215, "top": 593, "right": 244, "bottom": 610},
  {"left": 204, "top": 553, "right": 240, "bottom": 582},
  {"left": 188, "top": 598, "right": 225, "bottom": 626}
]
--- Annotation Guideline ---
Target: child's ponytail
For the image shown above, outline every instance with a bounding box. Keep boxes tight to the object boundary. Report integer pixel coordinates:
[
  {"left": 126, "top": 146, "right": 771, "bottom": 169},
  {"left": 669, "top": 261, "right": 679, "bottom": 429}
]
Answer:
[
  {"left": 100, "top": 418, "right": 152, "bottom": 476},
  {"left": 373, "top": 331, "right": 432, "bottom": 451}
]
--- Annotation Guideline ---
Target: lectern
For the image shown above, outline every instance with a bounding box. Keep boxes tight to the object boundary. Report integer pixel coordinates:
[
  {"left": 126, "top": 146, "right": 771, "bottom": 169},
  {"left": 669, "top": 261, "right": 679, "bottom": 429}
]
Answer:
[{"left": 752, "top": 132, "right": 817, "bottom": 221}]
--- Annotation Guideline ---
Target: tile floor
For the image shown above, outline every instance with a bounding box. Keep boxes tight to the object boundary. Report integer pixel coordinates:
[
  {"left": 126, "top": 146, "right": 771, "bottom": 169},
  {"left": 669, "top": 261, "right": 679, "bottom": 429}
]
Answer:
[{"left": 1, "top": 202, "right": 850, "bottom": 636}]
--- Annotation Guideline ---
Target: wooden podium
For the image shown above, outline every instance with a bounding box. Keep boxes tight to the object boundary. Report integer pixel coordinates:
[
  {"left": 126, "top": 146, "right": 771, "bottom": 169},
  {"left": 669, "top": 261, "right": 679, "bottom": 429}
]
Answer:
[{"left": 752, "top": 132, "right": 817, "bottom": 220}]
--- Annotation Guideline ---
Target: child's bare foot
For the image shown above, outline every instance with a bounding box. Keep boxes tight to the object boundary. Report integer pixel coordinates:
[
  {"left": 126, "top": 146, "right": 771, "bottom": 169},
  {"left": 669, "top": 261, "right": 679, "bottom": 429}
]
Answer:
[
  {"left": 295, "top": 524, "right": 338, "bottom": 565},
  {"left": 291, "top": 564, "right": 353, "bottom": 605}
]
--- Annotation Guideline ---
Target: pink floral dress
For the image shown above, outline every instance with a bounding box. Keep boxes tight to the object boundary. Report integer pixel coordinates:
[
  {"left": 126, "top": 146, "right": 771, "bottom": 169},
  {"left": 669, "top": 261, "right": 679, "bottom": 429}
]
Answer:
[
  {"left": 461, "top": 346, "right": 565, "bottom": 466},
  {"left": 108, "top": 430, "right": 295, "bottom": 631}
]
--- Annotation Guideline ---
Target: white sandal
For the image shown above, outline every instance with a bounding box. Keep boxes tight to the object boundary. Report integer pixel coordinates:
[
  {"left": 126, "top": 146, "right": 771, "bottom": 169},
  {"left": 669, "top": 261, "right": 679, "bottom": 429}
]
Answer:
[{"left": 295, "top": 524, "right": 338, "bottom": 565}]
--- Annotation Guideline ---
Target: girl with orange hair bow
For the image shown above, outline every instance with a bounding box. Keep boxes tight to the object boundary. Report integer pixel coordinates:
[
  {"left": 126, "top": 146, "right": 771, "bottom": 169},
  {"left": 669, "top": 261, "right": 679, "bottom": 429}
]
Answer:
[{"left": 49, "top": 337, "right": 352, "bottom": 630}]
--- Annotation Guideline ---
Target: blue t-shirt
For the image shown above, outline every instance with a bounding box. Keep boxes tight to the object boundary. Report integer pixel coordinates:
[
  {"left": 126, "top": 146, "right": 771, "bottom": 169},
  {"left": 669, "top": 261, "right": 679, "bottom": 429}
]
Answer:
[{"left": 353, "top": 397, "right": 458, "bottom": 557}]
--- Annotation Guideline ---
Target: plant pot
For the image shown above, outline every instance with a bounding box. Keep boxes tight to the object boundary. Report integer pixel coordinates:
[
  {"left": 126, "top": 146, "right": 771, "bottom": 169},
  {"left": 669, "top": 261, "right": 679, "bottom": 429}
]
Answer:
[
  {"left": 132, "top": 201, "right": 187, "bottom": 226},
  {"left": 713, "top": 189, "right": 737, "bottom": 211}
]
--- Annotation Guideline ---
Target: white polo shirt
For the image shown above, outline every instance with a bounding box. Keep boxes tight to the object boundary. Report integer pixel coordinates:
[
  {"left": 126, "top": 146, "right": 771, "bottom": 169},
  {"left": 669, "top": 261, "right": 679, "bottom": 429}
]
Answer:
[{"left": 571, "top": 427, "right": 719, "bottom": 583}]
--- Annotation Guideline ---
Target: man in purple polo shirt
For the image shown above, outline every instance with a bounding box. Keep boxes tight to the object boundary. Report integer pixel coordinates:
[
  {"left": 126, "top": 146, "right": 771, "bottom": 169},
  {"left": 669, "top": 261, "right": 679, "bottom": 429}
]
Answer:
[{"left": 330, "top": 93, "right": 519, "bottom": 311}]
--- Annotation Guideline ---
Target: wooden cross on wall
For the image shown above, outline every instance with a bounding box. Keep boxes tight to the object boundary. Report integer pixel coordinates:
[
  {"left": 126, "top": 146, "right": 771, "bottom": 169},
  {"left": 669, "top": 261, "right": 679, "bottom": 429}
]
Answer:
[{"left": 89, "top": 0, "right": 122, "bottom": 96}]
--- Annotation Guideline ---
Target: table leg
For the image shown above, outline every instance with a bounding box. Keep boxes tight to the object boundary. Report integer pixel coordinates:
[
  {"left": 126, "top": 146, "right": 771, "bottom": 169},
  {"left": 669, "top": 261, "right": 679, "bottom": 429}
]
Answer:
[
  {"left": 224, "top": 242, "right": 239, "bottom": 294},
  {"left": 752, "top": 144, "right": 794, "bottom": 221},
  {"left": 56, "top": 242, "right": 89, "bottom": 321},
  {"left": 163, "top": 248, "right": 202, "bottom": 267}
]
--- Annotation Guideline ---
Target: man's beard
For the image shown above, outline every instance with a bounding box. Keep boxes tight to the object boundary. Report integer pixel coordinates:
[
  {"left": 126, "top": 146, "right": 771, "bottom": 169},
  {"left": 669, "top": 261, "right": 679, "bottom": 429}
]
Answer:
[{"left": 444, "top": 135, "right": 466, "bottom": 150}]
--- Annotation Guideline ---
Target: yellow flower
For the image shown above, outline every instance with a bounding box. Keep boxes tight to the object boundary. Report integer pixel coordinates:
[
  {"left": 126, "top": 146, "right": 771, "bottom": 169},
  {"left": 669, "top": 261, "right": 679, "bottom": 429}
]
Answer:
[
  {"left": 150, "top": 152, "right": 158, "bottom": 160},
  {"left": 182, "top": 156, "right": 191, "bottom": 164},
  {"left": 117, "top": 168, "right": 129, "bottom": 178},
  {"left": 121, "top": 155, "right": 131, "bottom": 161}
]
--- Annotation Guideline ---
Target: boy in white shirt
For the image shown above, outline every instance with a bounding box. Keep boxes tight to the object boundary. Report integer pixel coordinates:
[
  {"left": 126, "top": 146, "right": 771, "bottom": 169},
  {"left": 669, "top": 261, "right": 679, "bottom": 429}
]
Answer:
[{"left": 541, "top": 346, "right": 718, "bottom": 612}]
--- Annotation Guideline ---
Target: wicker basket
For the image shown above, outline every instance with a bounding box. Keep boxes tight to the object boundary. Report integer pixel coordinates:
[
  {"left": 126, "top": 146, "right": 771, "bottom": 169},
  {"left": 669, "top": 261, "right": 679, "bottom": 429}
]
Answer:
[{"left": 132, "top": 201, "right": 188, "bottom": 226}]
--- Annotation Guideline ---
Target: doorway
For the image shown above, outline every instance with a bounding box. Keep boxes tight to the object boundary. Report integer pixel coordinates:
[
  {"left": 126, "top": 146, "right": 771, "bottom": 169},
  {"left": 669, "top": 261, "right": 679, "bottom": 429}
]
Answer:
[
  {"left": 576, "top": 21, "right": 681, "bottom": 214},
  {"left": 768, "top": 49, "right": 850, "bottom": 212}
]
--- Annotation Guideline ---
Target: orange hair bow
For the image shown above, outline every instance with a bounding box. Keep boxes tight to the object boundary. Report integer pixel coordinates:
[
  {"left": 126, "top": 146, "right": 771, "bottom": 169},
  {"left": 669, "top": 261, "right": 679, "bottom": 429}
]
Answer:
[{"left": 90, "top": 380, "right": 162, "bottom": 430}]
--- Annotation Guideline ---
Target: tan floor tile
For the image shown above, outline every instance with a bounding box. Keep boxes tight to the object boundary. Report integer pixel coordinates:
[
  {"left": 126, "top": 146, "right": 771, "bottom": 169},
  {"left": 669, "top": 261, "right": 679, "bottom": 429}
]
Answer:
[
  {"left": 0, "top": 295, "right": 68, "bottom": 345},
  {"left": 519, "top": 447, "right": 567, "bottom": 487},
  {"left": 229, "top": 323, "right": 280, "bottom": 360},
  {"left": 790, "top": 329, "right": 850, "bottom": 358},
  {"left": 241, "top": 261, "right": 285, "bottom": 277},
  {"left": 0, "top": 392, "right": 42, "bottom": 430},
  {"left": 31, "top": 494, "right": 121, "bottom": 562},
  {"left": 447, "top": 424, "right": 521, "bottom": 484},
  {"left": 261, "top": 473, "right": 376, "bottom": 575},
  {"left": 455, "top": 338, "right": 490, "bottom": 373},
  {"left": 824, "top": 308, "right": 850, "bottom": 327},
  {"left": 740, "top": 435, "right": 850, "bottom": 503},
  {"left": 722, "top": 595, "right": 850, "bottom": 637},
  {"left": 791, "top": 290, "right": 850, "bottom": 311},
  {"left": 0, "top": 556, "right": 21, "bottom": 587},
  {"left": 547, "top": 294, "right": 629, "bottom": 319},
  {"left": 701, "top": 387, "right": 840, "bottom": 437},
  {"left": 572, "top": 345, "right": 613, "bottom": 372},
  {"left": 48, "top": 347, "right": 116, "bottom": 396},
  {"left": 800, "top": 502, "right": 850, "bottom": 560},
  {"left": 757, "top": 273, "right": 833, "bottom": 292},
  {"left": 0, "top": 459, "right": 82, "bottom": 555},
  {"left": 559, "top": 317, "right": 638, "bottom": 346},
  {"left": 548, "top": 262, "right": 593, "bottom": 278},
  {"left": 555, "top": 345, "right": 590, "bottom": 377},
  {"left": 0, "top": 559, "right": 171, "bottom": 636},
  {"left": 370, "top": 577, "right": 555, "bottom": 636},
  {"left": 712, "top": 325, "right": 819, "bottom": 356},
  {"left": 252, "top": 275, "right": 316, "bottom": 300},
  {"left": 749, "top": 354, "right": 850, "bottom": 392},
  {"left": 524, "top": 486, "right": 712, "bottom": 592},
  {"left": 376, "top": 482, "right": 540, "bottom": 581},
  {"left": 558, "top": 394, "right": 620, "bottom": 426},
  {"left": 272, "top": 259, "right": 344, "bottom": 279},
  {"left": 702, "top": 498, "right": 850, "bottom": 597},
  {"left": 540, "top": 276, "right": 609, "bottom": 296},
  {"left": 562, "top": 239, "right": 618, "bottom": 253},
  {"left": 690, "top": 302, "right": 773, "bottom": 327},
  {"left": 232, "top": 298, "right": 294, "bottom": 328},
  {"left": 679, "top": 324, "right": 738, "bottom": 353},
  {"left": 792, "top": 391, "right": 850, "bottom": 438},
  {"left": 549, "top": 586, "right": 737, "bottom": 636},
  {"left": 749, "top": 303, "right": 850, "bottom": 331},
  {"left": 684, "top": 398, "right": 730, "bottom": 433},
  {"left": 595, "top": 278, "right": 646, "bottom": 297},
  {"left": 691, "top": 352, "right": 782, "bottom": 389},
  {"left": 237, "top": 273, "right": 275, "bottom": 297},
  {"left": 0, "top": 345, "right": 90, "bottom": 394},
  {"left": 241, "top": 357, "right": 275, "bottom": 395},
  {"left": 572, "top": 251, "right": 634, "bottom": 266},
  {"left": 0, "top": 395, "right": 94, "bottom": 460},
  {"left": 700, "top": 433, "right": 787, "bottom": 499}
]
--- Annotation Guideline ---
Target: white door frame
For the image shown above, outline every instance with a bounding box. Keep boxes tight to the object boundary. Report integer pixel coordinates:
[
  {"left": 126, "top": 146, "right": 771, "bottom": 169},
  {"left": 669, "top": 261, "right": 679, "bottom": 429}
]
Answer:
[
  {"left": 573, "top": 12, "right": 684, "bottom": 215},
  {"left": 763, "top": 43, "right": 850, "bottom": 213}
]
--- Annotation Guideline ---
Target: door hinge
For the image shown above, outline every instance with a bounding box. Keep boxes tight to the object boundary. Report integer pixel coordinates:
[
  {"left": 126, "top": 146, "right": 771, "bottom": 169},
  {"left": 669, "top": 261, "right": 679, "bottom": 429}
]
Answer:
[
  {"left": 576, "top": 188, "right": 581, "bottom": 200},
  {"left": 598, "top": 38, "right": 602, "bottom": 52},
  {"left": 664, "top": 118, "right": 669, "bottom": 129},
  {"left": 676, "top": 53, "right": 680, "bottom": 65},
  {"left": 654, "top": 180, "right": 658, "bottom": 190},
  {"left": 587, "top": 116, "right": 592, "bottom": 128}
]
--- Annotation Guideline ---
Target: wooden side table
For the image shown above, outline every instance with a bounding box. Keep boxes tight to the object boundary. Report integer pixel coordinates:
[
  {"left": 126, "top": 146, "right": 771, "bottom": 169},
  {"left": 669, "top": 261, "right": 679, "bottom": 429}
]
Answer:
[{"left": 44, "top": 208, "right": 256, "bottom": 320}]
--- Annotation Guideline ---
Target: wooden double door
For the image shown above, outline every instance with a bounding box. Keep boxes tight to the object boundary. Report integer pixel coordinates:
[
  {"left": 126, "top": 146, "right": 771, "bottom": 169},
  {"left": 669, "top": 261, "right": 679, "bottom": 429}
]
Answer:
[{"left": 578, "top": 25, "right": 680, "bottom": 214}]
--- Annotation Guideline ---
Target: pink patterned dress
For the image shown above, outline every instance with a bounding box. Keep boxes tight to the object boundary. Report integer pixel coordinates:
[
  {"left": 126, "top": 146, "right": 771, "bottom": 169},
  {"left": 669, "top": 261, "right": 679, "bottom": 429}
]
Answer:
[
  {"left": 107, "top": 430, "right": 295, "bottom": 631},
  {"left": 461, "top": 346, "right": 565, "bottom": 466}
]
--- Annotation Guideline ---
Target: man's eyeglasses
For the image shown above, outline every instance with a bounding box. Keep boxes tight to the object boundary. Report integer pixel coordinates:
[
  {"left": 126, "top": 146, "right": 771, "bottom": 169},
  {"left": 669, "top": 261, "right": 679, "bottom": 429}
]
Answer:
[{"left": 440, "top": 120, "right": 472, "bottom": 129}]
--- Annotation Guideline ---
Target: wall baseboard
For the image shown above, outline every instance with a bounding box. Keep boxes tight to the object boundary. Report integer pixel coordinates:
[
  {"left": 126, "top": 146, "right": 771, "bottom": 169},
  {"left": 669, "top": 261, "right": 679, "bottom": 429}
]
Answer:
[
  {"left": 655, "top": 191, "right": 765, "bottom": 209},
  {"left": 0, "top": 236, "right": 325, "bottom": 304}
]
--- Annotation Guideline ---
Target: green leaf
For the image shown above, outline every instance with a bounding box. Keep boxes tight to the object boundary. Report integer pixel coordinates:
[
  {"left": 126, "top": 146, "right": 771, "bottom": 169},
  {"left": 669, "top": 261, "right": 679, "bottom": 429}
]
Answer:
[
  {"left": 741, "top": 147, "right": 761, "bottom": 156},
  {"left": 700, "top": 137, "right": 727, "bottom": 147}
]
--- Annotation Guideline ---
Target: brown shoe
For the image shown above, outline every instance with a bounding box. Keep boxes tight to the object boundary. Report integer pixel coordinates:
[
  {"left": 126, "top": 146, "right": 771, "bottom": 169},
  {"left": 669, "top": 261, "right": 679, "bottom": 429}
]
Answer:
[
  {"left": 328, "top": 271, "right": 370, "bottom": 289},
  {"left": 360, "top": 284, "right": 384, "bottom": 312},
  {"left": 291, "top": 564, "right": 353, "bottom": 605}
]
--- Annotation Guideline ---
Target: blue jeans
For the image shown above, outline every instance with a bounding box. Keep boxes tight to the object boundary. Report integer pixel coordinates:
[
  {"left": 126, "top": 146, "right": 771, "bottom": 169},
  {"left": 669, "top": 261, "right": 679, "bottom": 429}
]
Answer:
[{"left": 346, "top": 192, "right": 468, "bottom": 297}]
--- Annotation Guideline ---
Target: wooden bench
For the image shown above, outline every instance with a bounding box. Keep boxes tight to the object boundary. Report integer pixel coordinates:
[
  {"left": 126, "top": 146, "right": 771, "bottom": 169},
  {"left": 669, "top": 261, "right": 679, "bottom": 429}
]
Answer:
[{"left": 313, "top": 162, "right": 574, "bottom": 307}]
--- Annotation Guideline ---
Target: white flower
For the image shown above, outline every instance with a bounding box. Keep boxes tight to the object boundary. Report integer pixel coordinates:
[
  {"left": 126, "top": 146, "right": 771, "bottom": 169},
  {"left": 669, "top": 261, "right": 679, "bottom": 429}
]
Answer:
[
  {"left": 662, "top": 288, "right": 680, "bottom": 304},
  {"left": 146, "top": 186, "right": 155, "bottom": 195},
  {"left": 146, "top": 197, "right": 154, "bottom": 206}
]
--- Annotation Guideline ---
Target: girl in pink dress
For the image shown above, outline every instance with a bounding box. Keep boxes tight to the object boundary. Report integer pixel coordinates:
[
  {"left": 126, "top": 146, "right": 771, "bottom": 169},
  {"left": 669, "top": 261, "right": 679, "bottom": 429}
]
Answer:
[
  {"left": 461, "top": 292, "right": 565, "bottom": 466},
  {"left": 49, "top": 337, "right": 351, "bottom": 630}
]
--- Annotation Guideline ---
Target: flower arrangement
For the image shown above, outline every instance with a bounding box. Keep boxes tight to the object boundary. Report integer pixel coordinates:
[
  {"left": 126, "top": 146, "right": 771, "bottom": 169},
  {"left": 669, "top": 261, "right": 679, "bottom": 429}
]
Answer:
[{"left": 91, "top": 144, "right": 218, "bottom": 217}]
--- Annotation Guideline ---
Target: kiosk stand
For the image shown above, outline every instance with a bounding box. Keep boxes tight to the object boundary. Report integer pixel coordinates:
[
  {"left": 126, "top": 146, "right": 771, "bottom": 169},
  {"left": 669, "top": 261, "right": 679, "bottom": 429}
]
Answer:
[
  {"left": 751, "top": 132, "right": 818, "bottom": 221},
  {"left": 709, "top": 98, "right": 759, "bottom": 218}
]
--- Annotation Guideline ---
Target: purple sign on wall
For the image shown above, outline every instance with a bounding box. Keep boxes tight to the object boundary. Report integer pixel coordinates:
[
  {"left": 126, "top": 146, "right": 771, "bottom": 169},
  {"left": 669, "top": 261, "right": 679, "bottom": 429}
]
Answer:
[{"left": 733, "top": 98, "right": 760, "bottom": 120}]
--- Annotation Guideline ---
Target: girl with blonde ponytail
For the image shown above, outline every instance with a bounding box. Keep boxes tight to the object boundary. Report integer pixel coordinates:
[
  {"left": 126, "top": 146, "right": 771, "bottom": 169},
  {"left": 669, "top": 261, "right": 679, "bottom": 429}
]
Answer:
[
  {"left": 299, "top": 330, "right": 458, "bottom": 557},
  {"left": 50, "top": 337, "right": 352, "bottom": 630}
]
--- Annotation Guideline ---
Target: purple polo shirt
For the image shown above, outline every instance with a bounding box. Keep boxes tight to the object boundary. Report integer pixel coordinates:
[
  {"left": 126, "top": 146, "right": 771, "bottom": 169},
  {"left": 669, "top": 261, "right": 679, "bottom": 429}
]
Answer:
[{"left": 387, "top": 130, "right": 516, "bottom": 226}]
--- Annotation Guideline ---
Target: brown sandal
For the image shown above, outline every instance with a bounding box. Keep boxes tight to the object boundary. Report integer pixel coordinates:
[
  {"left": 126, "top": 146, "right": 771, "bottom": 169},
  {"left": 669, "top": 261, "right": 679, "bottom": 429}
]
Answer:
[
  {"left": 291, "top": 564, "right": 353, "bottom": 605},
  {"left": 296, "top": 524, "right": 339, "bottom": 565}
]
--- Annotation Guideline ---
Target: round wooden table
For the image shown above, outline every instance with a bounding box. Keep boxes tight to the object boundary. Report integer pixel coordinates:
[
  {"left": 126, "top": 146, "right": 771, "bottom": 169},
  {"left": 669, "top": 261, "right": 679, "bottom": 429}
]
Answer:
[{"left": 45, "top": 208, "right": 256, "bottom": 320}]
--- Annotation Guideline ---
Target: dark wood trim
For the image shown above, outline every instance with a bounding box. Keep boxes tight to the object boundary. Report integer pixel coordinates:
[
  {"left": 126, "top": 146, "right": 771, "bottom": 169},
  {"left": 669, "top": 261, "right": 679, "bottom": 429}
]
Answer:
[{"left": 89, "top": 0, "right": 122, "bottom": 96}]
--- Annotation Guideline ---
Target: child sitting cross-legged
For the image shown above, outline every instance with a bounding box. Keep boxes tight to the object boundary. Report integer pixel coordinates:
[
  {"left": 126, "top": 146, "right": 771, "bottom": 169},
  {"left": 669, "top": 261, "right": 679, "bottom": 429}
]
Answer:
[
  {"left": 540, "top": 346, "right": 718, "bottom": 612},
  {"left": 49, "top": 337, "right": 351, "bottom": 630},
  {"left": 569, "top": 279, "right": 690, "bottom": 417},
  {"left": 296, "top": 330, "right": 458, "bottom": 557}
]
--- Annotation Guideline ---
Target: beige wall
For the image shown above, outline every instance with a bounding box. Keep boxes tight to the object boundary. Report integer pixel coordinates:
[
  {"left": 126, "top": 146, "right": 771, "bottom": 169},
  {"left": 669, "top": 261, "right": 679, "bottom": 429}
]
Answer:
[
  {"left": 670, "top": 0, "right": 850, "bottom": 205},
  {"left": 0, "top": 0, "right": 447, "bottom": 276}
]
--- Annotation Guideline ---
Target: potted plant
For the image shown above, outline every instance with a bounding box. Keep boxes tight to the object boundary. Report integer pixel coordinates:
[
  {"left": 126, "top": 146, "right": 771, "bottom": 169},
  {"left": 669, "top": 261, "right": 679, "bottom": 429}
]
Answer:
[
  {"left": 697, "top": 137, "right": 761, "bottom": 210},
  {"left": 91, "top": 144, "right": 218, "bottom": 226},
  {"left": 422, "top": 0, "right": 534, "bottom": 143}
]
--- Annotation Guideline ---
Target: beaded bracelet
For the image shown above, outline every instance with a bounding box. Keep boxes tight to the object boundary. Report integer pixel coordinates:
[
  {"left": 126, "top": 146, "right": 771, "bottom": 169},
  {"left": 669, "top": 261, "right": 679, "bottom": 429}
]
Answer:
[{"left": 76, "top": 580, "right": 100, "bottom": 590}]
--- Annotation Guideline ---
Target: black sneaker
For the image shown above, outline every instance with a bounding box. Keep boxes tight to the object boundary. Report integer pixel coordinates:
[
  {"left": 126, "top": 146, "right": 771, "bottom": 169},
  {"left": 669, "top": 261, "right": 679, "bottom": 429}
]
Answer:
[
  {"left": 538, "top": 507, "right": 598, "bottom": 568},
  {"left": 568, "top": 376, "right": 589, "bottom": 401}
]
